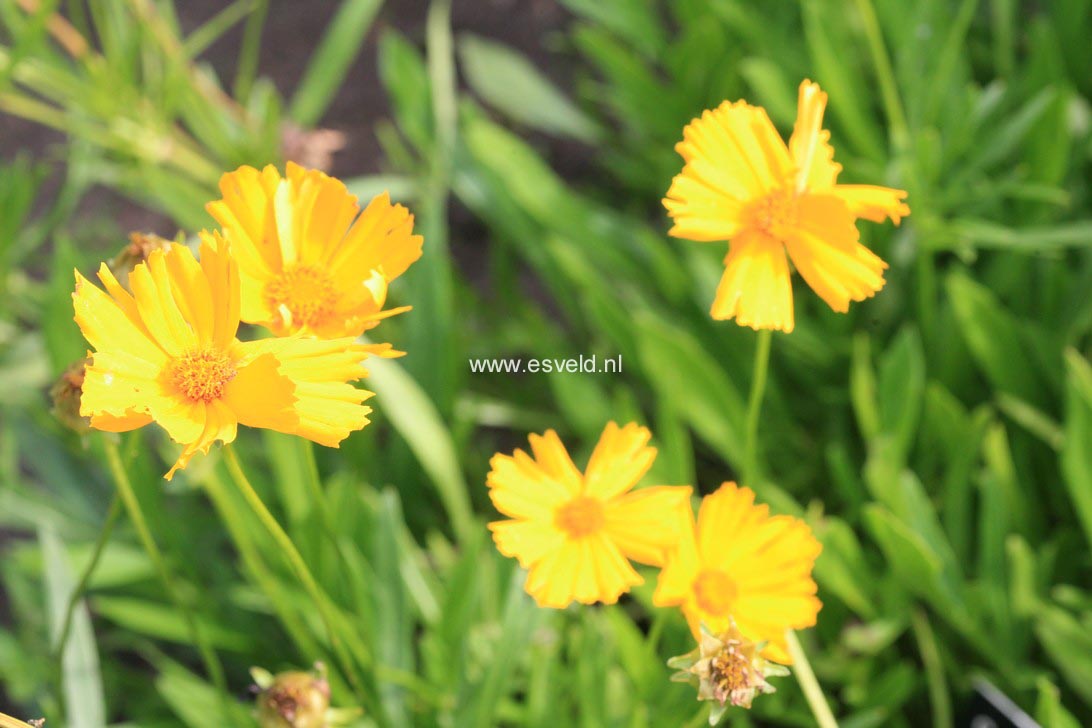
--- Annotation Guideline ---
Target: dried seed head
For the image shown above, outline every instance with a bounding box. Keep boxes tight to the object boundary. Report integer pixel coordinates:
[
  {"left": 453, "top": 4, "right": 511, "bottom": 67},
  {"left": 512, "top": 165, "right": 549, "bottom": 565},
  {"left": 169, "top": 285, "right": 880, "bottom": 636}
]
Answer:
[
  {"left": 668, "top": 620, "right": 789, "bottom": 724},
  {"left": 251, "top": 663, "right": 360, "bottom": 728}
]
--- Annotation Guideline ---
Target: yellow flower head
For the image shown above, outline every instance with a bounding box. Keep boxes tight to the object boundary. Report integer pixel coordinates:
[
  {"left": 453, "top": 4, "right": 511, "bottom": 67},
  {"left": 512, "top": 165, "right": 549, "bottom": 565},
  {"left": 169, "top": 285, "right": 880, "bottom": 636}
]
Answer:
[
  {"left": 73, "top": 232, "right": 383, "bottom": 479},
  {"left": 664, "top": 80, "right": 909, "bottom": 332},
  {"left": 488, "top": 422, "right": 693, "bottom": 608},
  {"left": 207, "top": 162, "right": 423, "bottom": 339},
  {"left": 653, "top": 483, "right": 822, "bottom": 663}
]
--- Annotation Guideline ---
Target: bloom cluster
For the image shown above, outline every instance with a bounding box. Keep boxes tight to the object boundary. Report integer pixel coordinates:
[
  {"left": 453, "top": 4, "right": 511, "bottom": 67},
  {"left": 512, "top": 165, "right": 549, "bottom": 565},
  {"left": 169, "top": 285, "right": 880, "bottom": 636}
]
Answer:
[
  {"left": 72, "top": 163, "right": 423, "bottom": 478},
  {"left": 486, "top": 79, "right": 907, "bottom": 721}
]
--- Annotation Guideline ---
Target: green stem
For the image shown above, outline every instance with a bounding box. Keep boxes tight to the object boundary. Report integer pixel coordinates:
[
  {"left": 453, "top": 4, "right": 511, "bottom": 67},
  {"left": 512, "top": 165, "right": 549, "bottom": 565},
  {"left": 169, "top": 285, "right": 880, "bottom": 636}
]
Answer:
[
  {"left": 911, "top": 607, "right": 953, "bottom": 728},
  {"left": 220, "top": 443, "right": 367, "bottom": 701},
  {"left": 102, "top": 438, "right": 226, "bottom": 694},
  {"left": 52, "top": 494, "right": 122, "bottom": 659},
  {"left": 743, "top": 329, "right": 773, "bottom": 485},
  {"left": 786, "top": 630, "right": 839, "bottom": 728},
  {"left": 853, "top": 0, "right": 910, "bottom": 155}
]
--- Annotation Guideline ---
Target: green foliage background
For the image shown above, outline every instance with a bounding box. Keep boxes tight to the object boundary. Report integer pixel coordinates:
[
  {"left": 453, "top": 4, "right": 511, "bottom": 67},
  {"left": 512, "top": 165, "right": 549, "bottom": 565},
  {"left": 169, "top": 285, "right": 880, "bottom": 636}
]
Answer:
[{"left": 1, "top": 0, "right": 1091, "bottom": 726}]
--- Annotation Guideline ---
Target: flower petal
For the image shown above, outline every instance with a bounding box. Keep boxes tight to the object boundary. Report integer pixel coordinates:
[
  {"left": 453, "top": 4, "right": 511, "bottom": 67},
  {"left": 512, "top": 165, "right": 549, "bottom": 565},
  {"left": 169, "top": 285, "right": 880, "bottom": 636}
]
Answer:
[
  {"left": 221, "top": 352, "right": 298, "bottom": 433},
  {"left": 528, "top": 429, "right": 583, "bottom": 495},
  {"left": 784, "top": 193, "right": 888, "bottom": 312},
  {"left": 788, "top": 80, "right": 841, "bottom": 192},
  {"left": 582, "top": 422, "right": 657, "bottom": 500},
  {"left": 73, "top": 270, "right": 167, "bottom": 365},
  {"left": 488, "top": 518, "right": 565, "bottom": 569},
  {"left": 165, "top": 400, "right": 238, "bottom": 480},
  {"left": 831, "top": 184, "right": 910, "bottom": 224},
  {"left": 711, "top": 231, "right": 794, "bottom": 332},
  {"left": 524, "top": 534, "right": 642, "bottom": 608},
  {"left": 605, "top": 485, "right": 693, "bottom": 566},
  {"left": 665, "top": 101, "right": 793, "bottom": 242},
  {"left": 329, "top": 192, "right": 423, "bottom": 283}
]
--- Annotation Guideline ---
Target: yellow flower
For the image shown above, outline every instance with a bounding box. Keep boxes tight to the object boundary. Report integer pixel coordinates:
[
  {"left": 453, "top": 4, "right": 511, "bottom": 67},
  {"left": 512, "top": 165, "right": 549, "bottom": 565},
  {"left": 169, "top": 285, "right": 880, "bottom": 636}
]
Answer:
[
  {"left": 664, "top": 80, "right": 909, "bottom": 332},
  {"left": 488, "top": 423, "right": 693, "bottom": 607},
  {"left": 207, "top": 163, "right": 423, "bottom": 339},
  {"left": 73, "top": 232, "right": 382, "bottom": 479},
  {"left": 653, "top": 483, "right": 822, "bottom": 663}
]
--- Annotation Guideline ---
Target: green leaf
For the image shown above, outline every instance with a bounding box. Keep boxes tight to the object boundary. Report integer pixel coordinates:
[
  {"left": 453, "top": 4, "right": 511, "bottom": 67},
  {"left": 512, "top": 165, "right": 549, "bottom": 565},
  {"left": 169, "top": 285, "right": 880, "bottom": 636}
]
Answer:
[
  {"left": 634, "top": 312, "right": 746, "bottom": 469},
  {"left": 41, "top": 524, "right": 106, "bottom": 728},
  {"left": 458, "top": 35, "right": 600, "bottom": 142},
  {"left": 288, "top": 0, "right": 383, "bottom": 126},
  {"left": 946, "top": 271, "right": 1045, "bottom": 405},
  {"left": 1061, "top": 348, "right": 1092, "bottom": 549},
  {"left": 364, "top": 350, "right": 475, "bottom": 543},
  {"left": 1036, "top": 606, "right": 1092, "bottom": 708}
]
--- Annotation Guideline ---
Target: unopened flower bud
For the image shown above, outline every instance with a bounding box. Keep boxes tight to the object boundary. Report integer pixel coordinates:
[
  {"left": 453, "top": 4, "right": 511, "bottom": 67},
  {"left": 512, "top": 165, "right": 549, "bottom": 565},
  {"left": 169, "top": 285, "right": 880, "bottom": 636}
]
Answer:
[
  {"left": 50, "top": 357, "right": 91, "bottom": 433},
  {"left": 108, "top": 232, "right": 175, "bottom": 289}
]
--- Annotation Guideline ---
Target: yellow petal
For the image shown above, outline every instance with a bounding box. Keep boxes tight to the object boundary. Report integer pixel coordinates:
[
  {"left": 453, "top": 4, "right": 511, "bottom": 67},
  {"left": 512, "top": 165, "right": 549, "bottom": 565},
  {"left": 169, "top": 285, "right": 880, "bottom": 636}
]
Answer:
[
  {"left": 487, "top": 449, "right": 573, "bottom": 521},
  {"left": 528, "top": 429, "right": 583, "bottom": 495},
  {"left": 652, "top": 508, "right": 701, "bottom": 607},
  {"left": 488, "top": 518, "right": 565, "bottom": 569},
  {"left": 232, "top": 336, "right": 373, "bottom": 447},
  {"left": 788, "top": 80, "right": 841, "bottom": 191},
  {"left": 831, "top": 184, "right": 910, "bottom": 224},
  {"left": 711, "top": 231, "right": 794, "bottom": 332},
  {"left": 197, "top": 233, "right": 241, "bottom": 348},
  {"left": 73, "top": 270, "right": 167, "bottom": 366},
  {"left": 206, "top": 165, "right": 283, "bottom": 276},
  {"left": 524, "top": 535, "right": 642, "bottom": 608},
  {"left": 162, "top": 242, "right": 215, "bottom": 344},
  {"left": 604, "top": 485, "right": 692, "bottom": 566},
  {"left": 582, "top": 422, "right": 656, "bottom": 500},
  {"left": 665, "top": 101, "right": 793, "bottom": 242},
  {"left": 165, "top": 400, "right": 238, "bottom": 480},
  {"left": 330, "top": 192, "right": 423, "bottom": 282},
  {"left": 221, "top": 352, "right": 298, "bottom": 433},
  {"left": 784, "top": 193, "right": 888, "bottom": 312},
  {"left": 126, "top": 251, "right": 194, "bottom": 355},
  {"left": 89, "top": 411, "right": 153, "bottom": 432},
  {"left": 696, "top": 483, "right": 769, "bottom": 569}
]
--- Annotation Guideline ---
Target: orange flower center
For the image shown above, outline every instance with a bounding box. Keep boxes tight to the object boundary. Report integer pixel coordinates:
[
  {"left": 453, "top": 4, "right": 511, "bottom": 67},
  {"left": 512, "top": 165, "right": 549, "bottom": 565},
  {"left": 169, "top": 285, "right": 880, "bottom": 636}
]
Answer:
[
  {"left": 746, "top": 189, "right": 798, "bottom": 238},
  {"left": 693, "top": 570, "right": 738, "bottom": 614},
  {"left": 554, "top": 496, "right": 605, "bottom": 538},
  {"left": 265, "top": 264, "right": 339, "bottom": 329},
  {"left": 168, "top": 347, "right": 237, "bottom": 402}
]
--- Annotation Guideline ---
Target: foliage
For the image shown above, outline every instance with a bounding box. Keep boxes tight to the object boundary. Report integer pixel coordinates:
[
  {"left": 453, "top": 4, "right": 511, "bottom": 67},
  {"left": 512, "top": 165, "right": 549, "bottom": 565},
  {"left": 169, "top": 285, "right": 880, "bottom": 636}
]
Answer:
[{"left": 1, "top": 0, "right": 1091, "bottom": 726}]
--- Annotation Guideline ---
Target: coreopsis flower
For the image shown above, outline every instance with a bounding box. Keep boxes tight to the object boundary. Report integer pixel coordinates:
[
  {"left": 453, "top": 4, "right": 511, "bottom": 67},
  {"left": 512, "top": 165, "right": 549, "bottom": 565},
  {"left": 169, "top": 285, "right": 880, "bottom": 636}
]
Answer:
[
  {"left": 72, "top": 232, "right": 384, "bottom": 479},
  {"left": 488, "top": 423, "right": 693, "bottom": 607},
  {"left": 668, "top": 621, "right": 789, "bottom": 722},
  {"left": 207, "top": 163, "right": 423, "bottom": 339},
  {"left": 653, "top": 483, "right": 822, "bottom": 663},
  {"left": 664, "top": 80, "right": 909, "bottom": 332}
]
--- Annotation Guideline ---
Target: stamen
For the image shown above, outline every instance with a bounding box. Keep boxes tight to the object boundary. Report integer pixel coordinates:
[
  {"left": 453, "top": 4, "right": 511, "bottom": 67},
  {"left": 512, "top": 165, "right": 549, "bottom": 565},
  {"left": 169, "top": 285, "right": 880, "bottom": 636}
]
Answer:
[
  {"left": 555, "top": 496, "right": 605, "bottom": 538},
  {"left": 265, "top": 264, "right": 340, "bottom": 329},
  {"left": 168, "top": 347, "right": 237, "bottom": 402}
]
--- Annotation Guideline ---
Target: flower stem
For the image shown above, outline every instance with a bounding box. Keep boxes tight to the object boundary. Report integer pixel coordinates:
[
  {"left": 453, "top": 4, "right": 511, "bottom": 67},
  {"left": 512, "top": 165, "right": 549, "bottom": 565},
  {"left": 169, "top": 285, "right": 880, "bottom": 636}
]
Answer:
[
  {"left": 786, "top": 630, "right": 839, "bottom": 728},
  {"left": 221, "top": 443, "right": 367, "bottom": 700},
  {"left": 101, "top": 438, "right": 226, "bottom": 694},
  {"left": 52, "top": 494, "right": 122, "bottom": 659},
  {"left": 743, "top": 329, "right": 773, "bottom": 484}
]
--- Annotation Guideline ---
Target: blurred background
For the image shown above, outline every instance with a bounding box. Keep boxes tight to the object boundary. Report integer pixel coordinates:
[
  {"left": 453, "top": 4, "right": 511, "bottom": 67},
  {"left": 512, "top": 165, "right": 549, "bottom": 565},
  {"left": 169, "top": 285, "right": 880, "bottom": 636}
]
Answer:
[{"left": 1, "top": 0, "right": 1091, "bottom": 726}]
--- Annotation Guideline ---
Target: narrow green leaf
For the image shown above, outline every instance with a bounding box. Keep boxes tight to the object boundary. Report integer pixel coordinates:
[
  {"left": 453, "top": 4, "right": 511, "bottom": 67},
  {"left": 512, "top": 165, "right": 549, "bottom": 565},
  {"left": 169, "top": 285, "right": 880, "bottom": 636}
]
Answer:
[
  {"left": 459, "top": 35, "right": 600, "bottom": 142},
  {"left": 288, "top": 0, "right": 383, "bottom": 126}
]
